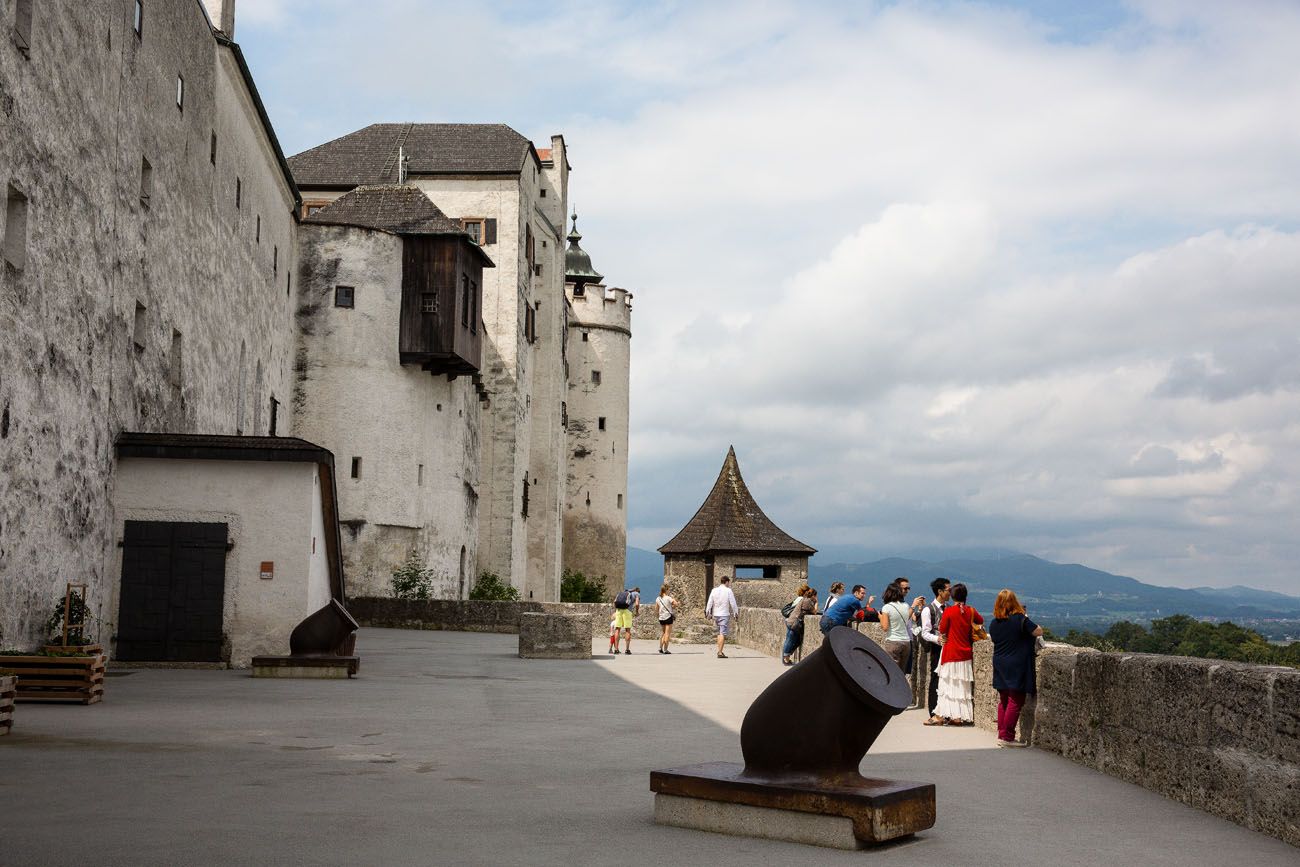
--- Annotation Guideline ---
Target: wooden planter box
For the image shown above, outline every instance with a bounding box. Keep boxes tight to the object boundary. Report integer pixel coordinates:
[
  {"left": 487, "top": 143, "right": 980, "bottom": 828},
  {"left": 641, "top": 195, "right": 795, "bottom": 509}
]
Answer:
[
  {"left": 5, "top": 647, "right": 105, "bottom": 705},
  {"left": 0, "top": 675, "right": 15, "bottom": 734}
]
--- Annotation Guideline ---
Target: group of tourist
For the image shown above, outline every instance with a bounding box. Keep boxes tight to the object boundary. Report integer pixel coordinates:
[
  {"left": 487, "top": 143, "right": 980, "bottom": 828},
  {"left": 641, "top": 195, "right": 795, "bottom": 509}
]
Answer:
[{"left": 781, "top": 575, "right": 1042, "bottom": 746}]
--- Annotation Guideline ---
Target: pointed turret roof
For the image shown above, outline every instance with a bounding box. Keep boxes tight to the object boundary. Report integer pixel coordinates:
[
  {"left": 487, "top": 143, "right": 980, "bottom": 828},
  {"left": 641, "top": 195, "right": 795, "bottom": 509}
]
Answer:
[
  {"left": 658, "top": 447, "right": 816, "bottom": 556},
  {"left": 564, "top": 212, "right": 603, "bottom": 286}
]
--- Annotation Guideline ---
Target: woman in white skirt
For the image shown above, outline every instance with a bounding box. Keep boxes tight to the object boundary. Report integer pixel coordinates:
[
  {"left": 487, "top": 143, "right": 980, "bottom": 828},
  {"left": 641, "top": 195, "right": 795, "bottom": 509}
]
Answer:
[{"left": 935, "top": 583, "right": 984, "bottom": 725}]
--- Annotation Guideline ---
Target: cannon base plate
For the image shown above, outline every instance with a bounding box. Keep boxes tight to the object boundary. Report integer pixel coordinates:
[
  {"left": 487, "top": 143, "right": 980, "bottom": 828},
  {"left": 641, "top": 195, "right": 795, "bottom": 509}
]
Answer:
[{"left": 650, "top": 762, "right": 934, "bottom": 848}]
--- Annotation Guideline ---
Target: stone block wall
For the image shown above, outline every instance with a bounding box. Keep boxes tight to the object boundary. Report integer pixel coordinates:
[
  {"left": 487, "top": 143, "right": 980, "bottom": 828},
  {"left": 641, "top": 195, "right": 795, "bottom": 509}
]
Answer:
[
  {"left": 729, "top": 607, "right": 1300, "bottom": 848},
  {"left": 349, "top": 596, "right": 704, "bottom": 643}
]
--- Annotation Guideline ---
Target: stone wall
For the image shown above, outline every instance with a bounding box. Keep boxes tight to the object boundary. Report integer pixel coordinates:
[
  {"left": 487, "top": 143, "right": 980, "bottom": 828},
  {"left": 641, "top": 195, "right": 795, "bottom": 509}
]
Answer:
[
  {"left": 349, "top": 596, "right": 690, "bottom": 642},
  {"left": 293, "top": 223, "right": 481, "bottom": 599},
  {"left": 0, "top": 1, "right": 298, "bottom": 649},
  {"left": 729, "top": 607, "right": 1300, "bottom": 848}
]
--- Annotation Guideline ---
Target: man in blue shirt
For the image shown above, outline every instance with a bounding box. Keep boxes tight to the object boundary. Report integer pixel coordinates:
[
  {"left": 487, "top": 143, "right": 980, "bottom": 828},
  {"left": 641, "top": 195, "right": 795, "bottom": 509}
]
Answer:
[{"left": 820, "top": 585, "right": 870, "bottom": 634}]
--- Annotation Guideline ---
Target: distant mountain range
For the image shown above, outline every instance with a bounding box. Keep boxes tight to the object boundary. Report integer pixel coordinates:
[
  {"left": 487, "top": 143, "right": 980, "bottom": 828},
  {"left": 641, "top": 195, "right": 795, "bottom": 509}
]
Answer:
[{"left": 624, "top": 546, "right": 1300, "bottom": 630}]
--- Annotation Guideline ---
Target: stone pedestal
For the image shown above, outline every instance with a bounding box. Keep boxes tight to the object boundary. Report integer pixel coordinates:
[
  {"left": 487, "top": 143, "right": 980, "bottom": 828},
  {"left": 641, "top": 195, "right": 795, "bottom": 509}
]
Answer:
[
  {"left": 519, "top": 612, "right": 592, "bottom": 659},
  {"left": 250, "top": 656, "right": 359, "bottom": 678},
  {"left": 651, "top": 762, "right": 934, "bottom": 848}
]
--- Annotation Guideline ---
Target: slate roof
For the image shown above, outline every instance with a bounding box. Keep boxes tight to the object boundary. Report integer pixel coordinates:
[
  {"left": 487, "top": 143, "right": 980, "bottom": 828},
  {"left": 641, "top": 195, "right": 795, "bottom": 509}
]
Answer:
[
  {"left": 116, "top": 432, "right": 334, "bottom": 464},
  {"left": 304, "top": 185, "right": 464, "bottom": 235},
  {"left": 288, "top": 123, "right": 536, "bottom": 188},
  {"left": 658, "top": 447, "right": 816, "bottom": 556}
]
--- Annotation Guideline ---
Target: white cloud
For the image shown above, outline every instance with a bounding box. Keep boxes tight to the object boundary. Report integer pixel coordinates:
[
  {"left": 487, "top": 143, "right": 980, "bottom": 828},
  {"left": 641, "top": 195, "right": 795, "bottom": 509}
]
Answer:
[{"left": 237, "top": 1, "right": 1300, "bottom": 592}]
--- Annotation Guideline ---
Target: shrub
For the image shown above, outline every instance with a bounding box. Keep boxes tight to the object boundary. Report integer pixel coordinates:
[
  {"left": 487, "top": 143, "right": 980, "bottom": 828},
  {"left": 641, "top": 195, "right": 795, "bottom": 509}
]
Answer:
[
  {"left": 43, "top": 588, "right": 96, "bottom": 646},
  {"left": 469, "top": 571, "right": 519, "bottom": 601},
  {"left": 560, "top": 569, "right": 606, "bottom": 603},
  {"left": 390, "top": 550, "right": 435, "bottom": 601}
]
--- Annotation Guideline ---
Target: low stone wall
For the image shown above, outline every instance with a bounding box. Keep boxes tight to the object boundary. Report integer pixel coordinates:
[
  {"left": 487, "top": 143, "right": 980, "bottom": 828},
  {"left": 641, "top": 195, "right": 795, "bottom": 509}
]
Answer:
[
  {"left": 730, "top": 606, "right": 1300, "bottom": 848},
  {"left": 348, "top": 597, "right": 708, "bottom": 643}
]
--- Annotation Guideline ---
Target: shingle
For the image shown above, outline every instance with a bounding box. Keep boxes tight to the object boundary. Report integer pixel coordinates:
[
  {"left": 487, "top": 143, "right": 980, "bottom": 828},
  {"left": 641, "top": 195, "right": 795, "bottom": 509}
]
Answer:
[
  {"left": 288, "top": 123, "right": 534, "bottom": 187},
  {"left": 658, "top": 447, "right": 817, "bottom": 556},
  {"left": 303, "top": 185, "right": 468, "bottom": 236}
]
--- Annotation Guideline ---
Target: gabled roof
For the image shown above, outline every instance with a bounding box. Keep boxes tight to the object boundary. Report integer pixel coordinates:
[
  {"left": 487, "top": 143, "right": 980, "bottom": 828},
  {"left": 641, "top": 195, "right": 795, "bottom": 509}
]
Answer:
[
  {"left": 288, "top": 123, "right": 537, "bottom": 188},
  {"left": 303, "top": 186, "right": 494, "bottom": 266},
  {"left": 658, "top": 447, "right": 816, "bottom": 557}
]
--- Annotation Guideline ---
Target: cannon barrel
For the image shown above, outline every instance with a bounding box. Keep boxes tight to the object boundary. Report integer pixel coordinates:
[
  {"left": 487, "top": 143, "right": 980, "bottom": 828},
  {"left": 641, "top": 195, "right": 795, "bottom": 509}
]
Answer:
[
  {"left": 288, "top": 599, "right": 359, "bottom": 657},
  {"left": 739, "top": 626, "right": 911, "bottom": 784}
]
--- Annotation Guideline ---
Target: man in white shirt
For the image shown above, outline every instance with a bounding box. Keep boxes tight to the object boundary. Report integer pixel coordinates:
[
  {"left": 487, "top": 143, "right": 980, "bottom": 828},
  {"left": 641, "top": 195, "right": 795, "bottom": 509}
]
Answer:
[
  {"left": 920, "top": 577, "right": 951, "bottom": 724},
  {"left": 704, "top": 576, "right": 739, "bottom": 659}
]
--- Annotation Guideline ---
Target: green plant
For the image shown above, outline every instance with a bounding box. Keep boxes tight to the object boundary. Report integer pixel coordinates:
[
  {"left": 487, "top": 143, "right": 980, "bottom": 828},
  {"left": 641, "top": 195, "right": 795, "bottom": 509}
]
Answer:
[
  {"left": 391, "top": 550, "right": 436, "bottom": 601},
  {"left": 43, "top": 589, "right": 95, "bottom": 646},
  {"left": 469, "top": 570, "right": 519, "bottom": 601},
  {"left": 560, "top": 569, "right": 606, "bottom": 603}
]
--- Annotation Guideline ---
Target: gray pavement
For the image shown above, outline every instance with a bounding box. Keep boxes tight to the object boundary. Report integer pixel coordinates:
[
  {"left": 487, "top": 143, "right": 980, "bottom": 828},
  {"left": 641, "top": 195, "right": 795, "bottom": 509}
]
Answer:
[{"left": 1, "top": 628, "right": 1294, "bottom": 866}]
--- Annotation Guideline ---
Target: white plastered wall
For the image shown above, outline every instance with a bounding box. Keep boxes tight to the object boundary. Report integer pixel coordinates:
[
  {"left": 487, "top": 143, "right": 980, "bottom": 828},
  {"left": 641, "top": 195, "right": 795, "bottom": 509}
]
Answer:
[{"left": 107, "top": 458, "right": 327, "bottom": 667}]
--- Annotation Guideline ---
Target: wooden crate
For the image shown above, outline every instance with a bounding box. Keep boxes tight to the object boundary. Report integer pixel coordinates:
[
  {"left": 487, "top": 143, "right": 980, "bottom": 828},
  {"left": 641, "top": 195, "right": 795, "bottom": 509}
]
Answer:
[
  {"left": 5, "top": 652, "right": 106, "bottom": 705},
  {"left": 0, "top": 674, "right": 15, "bottom": 734}
]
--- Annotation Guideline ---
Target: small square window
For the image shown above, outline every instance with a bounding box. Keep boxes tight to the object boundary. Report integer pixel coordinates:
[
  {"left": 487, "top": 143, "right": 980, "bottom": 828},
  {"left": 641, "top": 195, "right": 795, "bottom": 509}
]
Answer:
[
  {"left": 417, "top": 464, "right": 424, "bottom": 486},
  {"left": 273, "top": 245, "right": 278, "bottom": 275},
  {"left": 132, "top": 302, "right": 147, "bottom": 349},
  {"left": 573, "top": 285, "right": 585, "bottom": 298},
  {"left": 168, "top": 329, "right": 183, "bottom": 386},
  {"left": 540, "top": 188, "right": 547, "bottom": 198},
  {"left": 460, "top": 218, "right": 484, "bottom": 244},
  {"left": 581, "top": 330, "right": 589, "bottom": 342},
  {"left": 255, "top": 215, "right": 260, "bottom": 243},
  {"left": 302, "top": 200, "right": 329, "bottom": 218},
  {"left": 286, "top": 271, "right": 292, "bottom": 297},
  {"left": 175, "top": 74, "right": 184, "bottom": 111},
  {"left": 139, "top": 157, "right": 152, "bottom": 206},
  {"left": 210, "top": 132, "right": 217, "bottom": 165},
  {"left": 598, "top": 417, "right": 606, "bottom": 431},
  {"left": 235, "top": 177, "right": 241, "bottom": 209},
  {"left": 617, "top": 494, "right": 623, "bottom": 509},
  {"left": 421, "top": 293, "right": 437, "bottom": 314},
  {"left": 591, "top": 370, "right": 601, "bottom": 385},
  {"left": 350, "top": 457, "right": 362, "bottom": 479},
  {"left": 2, "top": 185, "right": 28, "bottom": 269},
  {"left": 14, "top": 0, "right": 32, "bottom": 55},
  {"left": 335, "top": 285, "right": 355, "bottom": 308}
]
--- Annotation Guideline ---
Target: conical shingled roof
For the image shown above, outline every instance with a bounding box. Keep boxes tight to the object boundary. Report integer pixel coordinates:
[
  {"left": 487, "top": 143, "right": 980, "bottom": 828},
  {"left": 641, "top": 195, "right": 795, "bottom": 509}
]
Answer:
[{"left": 658, "top": 447, "right": 816, "bottom": 556}]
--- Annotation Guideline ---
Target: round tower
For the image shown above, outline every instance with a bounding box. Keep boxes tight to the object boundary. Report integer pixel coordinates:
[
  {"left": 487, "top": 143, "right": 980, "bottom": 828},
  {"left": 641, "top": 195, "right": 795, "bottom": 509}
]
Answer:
[{"left": 563, "top": 214, "right": 632, "bottom": 595}]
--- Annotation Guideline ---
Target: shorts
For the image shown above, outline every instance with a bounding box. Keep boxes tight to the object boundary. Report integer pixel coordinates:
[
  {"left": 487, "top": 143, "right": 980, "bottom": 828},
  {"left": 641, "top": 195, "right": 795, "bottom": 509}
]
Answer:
[
  {"left": 614, "top": 608, "right": 634, "bottom": 629},
  {"left": 659, "top": 615, "right": 675, "bottom": 626},
  {"left": 714, "top": 616, "right": 731, "bottom": 636}
]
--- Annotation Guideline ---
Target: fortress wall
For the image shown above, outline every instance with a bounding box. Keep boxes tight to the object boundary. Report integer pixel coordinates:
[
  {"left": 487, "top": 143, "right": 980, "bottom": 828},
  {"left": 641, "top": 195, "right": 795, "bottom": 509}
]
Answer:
[
  {"left": 730, "top": 609, "right": 1300, "bottom": 848},
  {"left": 350, "top": 596, "right": 682, "bottom": 642}
]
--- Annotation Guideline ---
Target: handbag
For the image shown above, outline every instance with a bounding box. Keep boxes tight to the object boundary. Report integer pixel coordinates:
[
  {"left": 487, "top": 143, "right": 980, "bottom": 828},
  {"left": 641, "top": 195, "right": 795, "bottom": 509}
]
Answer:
[
  {"left": 970, "top": 614, "right": 989, "bottom": 642},
  {"left": 781, "top": 599, "right": 797, "bottom": 618}
]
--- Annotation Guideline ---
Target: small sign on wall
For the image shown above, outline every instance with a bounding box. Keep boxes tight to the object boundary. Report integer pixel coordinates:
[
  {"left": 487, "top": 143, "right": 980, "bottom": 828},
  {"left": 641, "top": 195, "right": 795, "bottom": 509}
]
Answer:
[{"left": 260, "top": 561, "right": 274, "bottom": 580}]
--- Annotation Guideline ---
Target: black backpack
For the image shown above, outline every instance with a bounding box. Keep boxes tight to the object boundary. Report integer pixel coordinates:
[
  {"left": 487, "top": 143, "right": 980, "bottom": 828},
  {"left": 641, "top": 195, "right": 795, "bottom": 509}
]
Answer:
[{"left": 614, "top": 590, "right": 631, "bottom": 610}]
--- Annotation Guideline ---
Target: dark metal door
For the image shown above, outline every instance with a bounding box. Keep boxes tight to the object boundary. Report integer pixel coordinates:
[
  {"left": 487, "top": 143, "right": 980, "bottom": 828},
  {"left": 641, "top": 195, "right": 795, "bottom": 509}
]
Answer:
[{"left": 117, "top": 521, "right": 228, "bottom": 662}]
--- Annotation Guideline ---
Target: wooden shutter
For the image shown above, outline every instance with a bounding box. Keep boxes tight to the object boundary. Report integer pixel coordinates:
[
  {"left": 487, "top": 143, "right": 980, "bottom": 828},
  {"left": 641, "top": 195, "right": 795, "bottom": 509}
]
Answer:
[{"left": 484, "top": 218, "right": 497, "bottom": 245}]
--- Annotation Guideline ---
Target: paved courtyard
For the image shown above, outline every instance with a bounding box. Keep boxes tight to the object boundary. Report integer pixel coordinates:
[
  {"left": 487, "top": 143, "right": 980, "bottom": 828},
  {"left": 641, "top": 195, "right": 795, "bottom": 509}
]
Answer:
[{"left": 2, "top": 628, "right": 1295, "bottom": 866}]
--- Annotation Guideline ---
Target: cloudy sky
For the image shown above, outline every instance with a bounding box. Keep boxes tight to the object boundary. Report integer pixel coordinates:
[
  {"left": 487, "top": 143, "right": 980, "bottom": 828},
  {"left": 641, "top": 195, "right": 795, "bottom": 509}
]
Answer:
[{"left": 237, "top": 0, "right": 1300, "bottom": 594}]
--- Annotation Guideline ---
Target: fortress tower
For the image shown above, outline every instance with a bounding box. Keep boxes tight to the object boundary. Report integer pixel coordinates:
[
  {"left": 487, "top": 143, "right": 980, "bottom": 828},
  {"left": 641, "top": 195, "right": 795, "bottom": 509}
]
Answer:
[{"left": 563, "top": 216, "right": 632, "bottom": 595}]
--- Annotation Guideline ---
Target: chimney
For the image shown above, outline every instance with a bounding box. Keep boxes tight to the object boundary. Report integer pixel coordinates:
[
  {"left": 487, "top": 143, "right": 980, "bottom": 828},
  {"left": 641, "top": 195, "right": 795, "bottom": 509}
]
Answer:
[{"left": 202, "top": 0, "right": 236, "bottom": 38}]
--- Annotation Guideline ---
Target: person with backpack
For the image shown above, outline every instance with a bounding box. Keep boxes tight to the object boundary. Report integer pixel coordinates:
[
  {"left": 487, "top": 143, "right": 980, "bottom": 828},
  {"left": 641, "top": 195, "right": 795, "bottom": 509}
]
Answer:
[
  {"left": 612, "top": 586, "right": 640, "bottom": 654},
  {"left": 654, "top": 584, "right": 678, "bottom": 654},
  {"left": 704, "top": 576, "right": 739, "bottom": 658},
  {"left": 781, "top": 585, "right": 819, "bottom": 665}
]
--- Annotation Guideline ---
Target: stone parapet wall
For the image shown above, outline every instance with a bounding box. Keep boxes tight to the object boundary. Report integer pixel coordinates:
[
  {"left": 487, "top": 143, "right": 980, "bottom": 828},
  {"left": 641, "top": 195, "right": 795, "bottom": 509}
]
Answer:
[
  {"left": 730, "top": 607, "right": 1300, "bottom": 848},
  {"left": 348, "top": 597, "right": 710, "bottom": 643}
]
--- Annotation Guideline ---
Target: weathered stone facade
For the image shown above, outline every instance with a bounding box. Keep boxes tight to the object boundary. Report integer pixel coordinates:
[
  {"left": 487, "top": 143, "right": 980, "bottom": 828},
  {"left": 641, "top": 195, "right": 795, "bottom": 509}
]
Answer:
[
  {"left": 563, "top": 270, "right": 632, "bottom": 596},
  {"left": 0, "top": 0, "right": 299, "bottom": 649},
  {"left": 293, "top": 220, "right": 483, "bottom": 598}
]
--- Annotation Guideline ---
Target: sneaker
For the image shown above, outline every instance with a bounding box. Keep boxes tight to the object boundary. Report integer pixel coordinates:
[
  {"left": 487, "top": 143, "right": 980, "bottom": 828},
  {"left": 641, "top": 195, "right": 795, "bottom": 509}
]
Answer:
[{"left": 612, "top": 649, "right": 620, "bottom": 654}]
